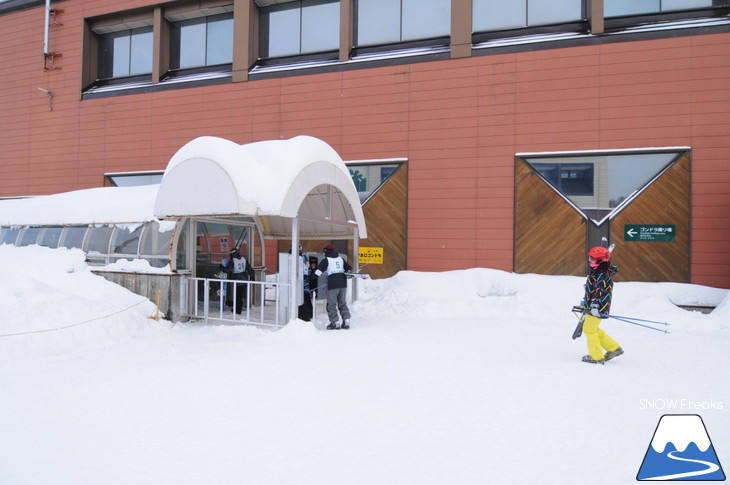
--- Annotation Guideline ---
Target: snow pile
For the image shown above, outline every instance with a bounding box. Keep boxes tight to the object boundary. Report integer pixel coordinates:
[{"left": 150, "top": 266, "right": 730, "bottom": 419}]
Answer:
[
  {"left": 0, "top": 245, "right": 161, "bottom": 357},
  {"left": 100, "top": 258, "right": 173, "bottom": 274},
  {"left": 1, "top": 244, "right": 728, "bottom": 485}
]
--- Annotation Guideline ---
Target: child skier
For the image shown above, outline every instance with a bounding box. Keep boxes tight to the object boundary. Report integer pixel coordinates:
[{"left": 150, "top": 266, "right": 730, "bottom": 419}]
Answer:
[{"left": 580, "top": 246, "right": 624, "bottom": 364}]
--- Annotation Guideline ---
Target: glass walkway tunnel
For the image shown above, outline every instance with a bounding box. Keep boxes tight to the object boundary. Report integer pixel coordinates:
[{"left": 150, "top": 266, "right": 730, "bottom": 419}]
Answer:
[{"left": 0, "top": 136, "right": 367, "bottom": 326}]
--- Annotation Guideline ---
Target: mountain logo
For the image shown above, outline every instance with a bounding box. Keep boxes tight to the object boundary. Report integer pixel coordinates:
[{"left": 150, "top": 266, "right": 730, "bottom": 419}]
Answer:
[{"left": 637, "top": 414, "right": 725, "bottom": 481}]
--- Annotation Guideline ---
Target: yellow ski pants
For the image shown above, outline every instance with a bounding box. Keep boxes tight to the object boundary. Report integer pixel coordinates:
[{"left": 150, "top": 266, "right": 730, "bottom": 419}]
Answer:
[{"left": 583, "top": 315, "right": 621, "bottom": 361}]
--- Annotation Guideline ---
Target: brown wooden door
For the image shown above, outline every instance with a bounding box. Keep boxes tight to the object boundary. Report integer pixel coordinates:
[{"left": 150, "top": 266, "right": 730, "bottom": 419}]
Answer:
[
  {"left": 609, "top": 153, "right": 690, "bottom": 282},
  {"left": 514, "top": 160, "right": 587, "bottom": 276}
]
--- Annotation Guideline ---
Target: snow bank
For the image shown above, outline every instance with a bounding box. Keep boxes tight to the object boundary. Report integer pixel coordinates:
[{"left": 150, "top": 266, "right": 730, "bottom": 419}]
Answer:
[{"left": 0, "top": 245, "right": 162, "bottom": 357}]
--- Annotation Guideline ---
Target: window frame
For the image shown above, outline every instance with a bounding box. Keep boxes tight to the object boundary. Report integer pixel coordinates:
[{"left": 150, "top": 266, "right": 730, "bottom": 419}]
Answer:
[
  {"left": 168, "top": 11, "right": 234, "bottom": 72},
  {"left": 353, "top": 0, "right": 452, "bottom": 51},
  {"left": 95, "top": 25, "right": 154, "bottom": 82},
  {"left": 604, "top": 0, "right": 729, "bottom": 30},
  {"left": 257, "top": 0, "right": 341, "bottom": 62}
]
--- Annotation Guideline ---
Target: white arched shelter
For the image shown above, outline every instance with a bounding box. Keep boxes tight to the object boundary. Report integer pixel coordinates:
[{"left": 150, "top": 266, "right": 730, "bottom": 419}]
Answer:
[{"left": 154, "top": 135, "right": 367, "bottom": 322}]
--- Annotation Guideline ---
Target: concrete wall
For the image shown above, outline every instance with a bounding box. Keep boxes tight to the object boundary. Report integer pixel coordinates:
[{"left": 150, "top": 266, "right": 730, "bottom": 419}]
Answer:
[{"left": 93, "top": 271, "right": 185, "bottom": 322}]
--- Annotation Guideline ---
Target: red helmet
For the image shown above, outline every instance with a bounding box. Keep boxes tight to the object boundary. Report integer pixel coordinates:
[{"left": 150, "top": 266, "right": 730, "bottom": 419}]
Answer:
[{"left": 587, "top": 246, "right": 611, "bottom": 263}]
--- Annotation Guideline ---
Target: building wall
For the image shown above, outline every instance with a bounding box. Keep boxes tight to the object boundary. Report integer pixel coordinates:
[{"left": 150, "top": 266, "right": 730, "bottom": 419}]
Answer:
[{"left": 1, "top": 1, "right": 729, "bottom": 288}]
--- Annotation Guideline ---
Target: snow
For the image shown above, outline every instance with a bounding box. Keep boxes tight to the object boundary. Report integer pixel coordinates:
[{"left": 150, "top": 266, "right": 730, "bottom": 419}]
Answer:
[
  {"left": 651, "top": 415, "right": 711, "bottom": 453},
  {"left": 0, "top": 185, "right": 173, "bottom": 230},
  {"left": 1, "top": 243, "right": 728, "bottom": 485},
  {"left": 157, "top": 135, "right": 352, "bottom": 217}
]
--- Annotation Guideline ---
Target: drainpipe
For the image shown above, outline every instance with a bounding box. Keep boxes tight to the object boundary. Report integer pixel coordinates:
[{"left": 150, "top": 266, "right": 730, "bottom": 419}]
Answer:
[
  {"left": 44, "top": 0, "right": 51, "bottom": 55},
  {"left": 289, "top": 218, "right": 299, "bottom": 323}
]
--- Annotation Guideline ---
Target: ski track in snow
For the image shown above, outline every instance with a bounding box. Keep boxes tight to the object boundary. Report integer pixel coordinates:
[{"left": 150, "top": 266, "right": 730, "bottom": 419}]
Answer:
[{"left": 640, "top": 451, "right": 720, "bottom": 480}]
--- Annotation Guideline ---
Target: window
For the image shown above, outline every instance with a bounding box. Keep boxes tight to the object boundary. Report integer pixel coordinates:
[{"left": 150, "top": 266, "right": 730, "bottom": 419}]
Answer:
[
  {"left": 97, "top": 26, "right": 153, "bottom": 79},
  {"left": 39, "top": 227, "right": 63, "bottom": 248},
  {"left": 605, "top": 0, "right": 716, "bottom": 17},
  {"left": 112, "top": 225, "right": 142, "bottom": 256},
  {"left": 523, "top": 152, "right": 679, "bottom": 224},
  {"left": 347, "top": 161, "right": 403, "bottom": 203},
  {"left": 84, "top": 226, "right": 114, "bottom": 263},
  {"left": 259, "top": 0, "right": 340, "bottom": 59},
  {"left": 140, "top": 221, "right": 174, "bottom": 268},
  {"left": 18, "top": 227, "right": 41, "bottom": 246},
  {"left": 171, "top": 13, "right": 233, "bottom": 69},
  {"left": 473, "top": 0, "right": 583, "bottom": 32},
  {"left": 105, "top": 171, "right": 164, "bottom": 187},
  {"left": 0, "top": 227, "right": 20, "bottom": 245},
  {"left": 532, "top": 163, "right": 594, "bottom": 196},
  {"left": 59, "top": 226, "right": 88, "bottom": 249},
  {"left": 356, "top": 0, "right": 450, "bottom": 47}
]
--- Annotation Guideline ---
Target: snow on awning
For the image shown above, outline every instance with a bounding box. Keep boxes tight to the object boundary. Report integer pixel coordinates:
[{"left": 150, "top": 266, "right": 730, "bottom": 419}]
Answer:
[{"left": 153, "top": 135, "right": 367, "bottom": 239}]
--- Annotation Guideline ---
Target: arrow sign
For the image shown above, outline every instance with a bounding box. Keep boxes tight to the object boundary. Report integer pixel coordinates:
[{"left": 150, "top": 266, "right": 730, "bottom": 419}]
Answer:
[{"left": 624, "top": 224, "right": 676, "bottom": 242}]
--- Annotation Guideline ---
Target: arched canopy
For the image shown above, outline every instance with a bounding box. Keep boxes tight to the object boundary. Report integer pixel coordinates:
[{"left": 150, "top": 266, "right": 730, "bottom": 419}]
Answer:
[{"left": 154, "top": 135, "right": 367, "bottom": 239}]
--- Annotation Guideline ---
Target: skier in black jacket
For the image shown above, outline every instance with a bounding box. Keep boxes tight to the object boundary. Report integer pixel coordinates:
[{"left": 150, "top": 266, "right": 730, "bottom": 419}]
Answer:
[
  {"left": 580, "top": 246, "right": 623, "bottom": 364},
  {"left": 315, "top": 244, "right": 352, "bottom": 329}
]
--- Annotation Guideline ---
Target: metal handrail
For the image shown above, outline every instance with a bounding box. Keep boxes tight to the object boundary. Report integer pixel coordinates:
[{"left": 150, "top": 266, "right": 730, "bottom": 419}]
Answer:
[{"left": 187, "top": 276, "right": 290, "bottom": 328}]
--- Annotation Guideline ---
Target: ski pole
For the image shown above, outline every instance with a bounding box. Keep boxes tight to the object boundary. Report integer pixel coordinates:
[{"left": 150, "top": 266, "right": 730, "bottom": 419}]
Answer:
[
  {"left": 608, "top": 315, "right": 670, "bottom": 334},
  {"left": 608, "top": 314, "right": 670, "bottom": 326}
]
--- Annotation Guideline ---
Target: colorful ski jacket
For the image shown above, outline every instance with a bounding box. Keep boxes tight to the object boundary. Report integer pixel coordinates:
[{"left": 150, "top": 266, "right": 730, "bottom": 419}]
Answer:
[{"left": 582, "top": 262, "right": 618, "bottom": 318}]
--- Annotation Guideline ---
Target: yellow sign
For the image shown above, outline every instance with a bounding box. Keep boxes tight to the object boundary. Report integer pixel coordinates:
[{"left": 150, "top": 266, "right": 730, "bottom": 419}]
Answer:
[{"left": 359, "top": 247, "right": 384, "bottom": 264}]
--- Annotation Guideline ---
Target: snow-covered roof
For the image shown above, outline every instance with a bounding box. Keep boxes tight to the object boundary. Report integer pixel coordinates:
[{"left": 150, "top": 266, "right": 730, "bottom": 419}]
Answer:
[
  {"left": 0, "top": 135, "right": 367, "bottom": 240},
  {"left": 154, "top": 135, "right": 367, "bottom": 239},
  {"left": 0, "top": 185, "right": 167, "bottom": 228}
]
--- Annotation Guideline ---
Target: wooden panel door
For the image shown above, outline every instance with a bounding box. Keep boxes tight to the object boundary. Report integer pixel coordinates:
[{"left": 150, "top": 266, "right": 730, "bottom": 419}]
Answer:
[
  {"left": 609, "top": 153, "right": 690, "bottom": 282},
  {"left": 350, "top": 163, "right": 408, "bottom": 279},
  {"left": 514, "top": 160, "right": 586, "bottom": 276}
]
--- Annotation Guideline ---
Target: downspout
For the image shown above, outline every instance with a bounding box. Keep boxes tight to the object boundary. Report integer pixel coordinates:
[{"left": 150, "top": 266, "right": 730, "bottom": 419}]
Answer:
[
  {"left": 44, "top": 0, "right": 51, "bottom": 56},
  {"left": 289, "top": 218, "right": 299, "bottom": 323}
]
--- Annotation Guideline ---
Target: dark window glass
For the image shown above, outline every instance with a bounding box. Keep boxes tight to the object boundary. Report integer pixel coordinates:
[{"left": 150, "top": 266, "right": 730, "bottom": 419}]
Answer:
[
  {"left": 525, "top": 152, "right": 678, "bottom": 224},
  {"left": 112, "top": 225, "right": 142, "bottom": 255},
  {"left": 18, "top": 227, "right": 41, "bottom": 246},
  {"left": 85, "top": 226, "right": 114, "bottom": 256},
  {"left": 347, "top": 162, "right": 402, "bottom": 203},
  {"left": 98, "top": 26, "right": 153, "bottom": 79},
  {"left": 39, "top": 227, "right": 63, "bottom": 248},
  {"left": 472, "top": 0, "right": 583, "bottom": 32},
  {"left": 356, "top": 0, "right": 450, "bottom": 47},
  {"left": 259, "top": 0, "right": 339, "bottom": 58},
  {"left": 605, "top": 0, "right": 715, "bottom": 17},
  {"left": 0, "top": 228, "right": 20, "bottom": 245},
  {"left": 60, "top": 226, "right": 88, "bottom": 249},
  {"left": 171, "top": 13, "right": 233, "bottom": 69}
]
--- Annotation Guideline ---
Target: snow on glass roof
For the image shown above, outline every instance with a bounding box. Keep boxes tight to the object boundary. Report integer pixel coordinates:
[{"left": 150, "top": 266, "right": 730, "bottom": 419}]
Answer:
[{"left": 0, "top": 185, "right": 166, "bottom": 228}]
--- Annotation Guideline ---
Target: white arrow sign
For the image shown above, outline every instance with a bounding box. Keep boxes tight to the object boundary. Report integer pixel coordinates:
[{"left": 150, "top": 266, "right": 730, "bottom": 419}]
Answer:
[{"left": 627, "top": 228, "right": 637, "bottom": 238}]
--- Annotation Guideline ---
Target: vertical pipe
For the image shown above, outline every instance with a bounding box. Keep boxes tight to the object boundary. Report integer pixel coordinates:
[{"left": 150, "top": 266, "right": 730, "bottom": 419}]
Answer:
[
  {"left": 44, "top": 0, "right": 50, "bottom": 55},
  {"left": 352, "top": 228, "right": 359, "bottom": 302},
  {"left": 289, "top": 218, "right": 299, "bottom": 323}
]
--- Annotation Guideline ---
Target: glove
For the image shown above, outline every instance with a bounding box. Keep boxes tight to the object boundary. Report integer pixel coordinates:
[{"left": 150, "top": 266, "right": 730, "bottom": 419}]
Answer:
[{"left": 590, "top": 303, "right": 600, "bottom": 317}]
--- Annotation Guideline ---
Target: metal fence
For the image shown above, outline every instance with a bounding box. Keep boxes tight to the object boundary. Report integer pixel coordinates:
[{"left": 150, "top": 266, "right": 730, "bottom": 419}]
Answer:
[{"left": 186, "top": 276, "right": 290, "bottom": 328}]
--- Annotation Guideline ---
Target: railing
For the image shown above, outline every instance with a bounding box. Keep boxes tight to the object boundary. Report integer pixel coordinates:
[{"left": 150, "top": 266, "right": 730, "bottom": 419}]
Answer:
[{"left": 186, "top": 276, "right": 290, "bottom": 328}]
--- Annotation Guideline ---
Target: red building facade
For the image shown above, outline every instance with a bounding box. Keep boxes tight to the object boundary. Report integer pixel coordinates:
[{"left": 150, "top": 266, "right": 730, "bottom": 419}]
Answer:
[{"left": 1, "top": 0, "right": 729, "bottom": 288}]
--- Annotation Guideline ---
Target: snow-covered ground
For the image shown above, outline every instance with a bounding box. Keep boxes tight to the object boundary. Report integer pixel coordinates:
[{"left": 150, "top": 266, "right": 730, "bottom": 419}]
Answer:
[{"left": 1, "top": 244, "right": 728, "bottom": 485}]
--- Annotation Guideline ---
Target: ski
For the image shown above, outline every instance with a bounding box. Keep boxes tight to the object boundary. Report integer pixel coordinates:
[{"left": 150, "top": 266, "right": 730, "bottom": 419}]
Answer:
[{"left": 571, "top": 305, "right": 586, "bottom": 339}]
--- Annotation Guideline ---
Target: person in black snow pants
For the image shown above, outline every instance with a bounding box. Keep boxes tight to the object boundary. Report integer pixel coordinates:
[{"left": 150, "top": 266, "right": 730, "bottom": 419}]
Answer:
[
  {"left": 221, "top": 247, "right": 255, "bottom": 314},
  {"left": 315, "top": 244, "right": 352, "bottom": 330}
]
